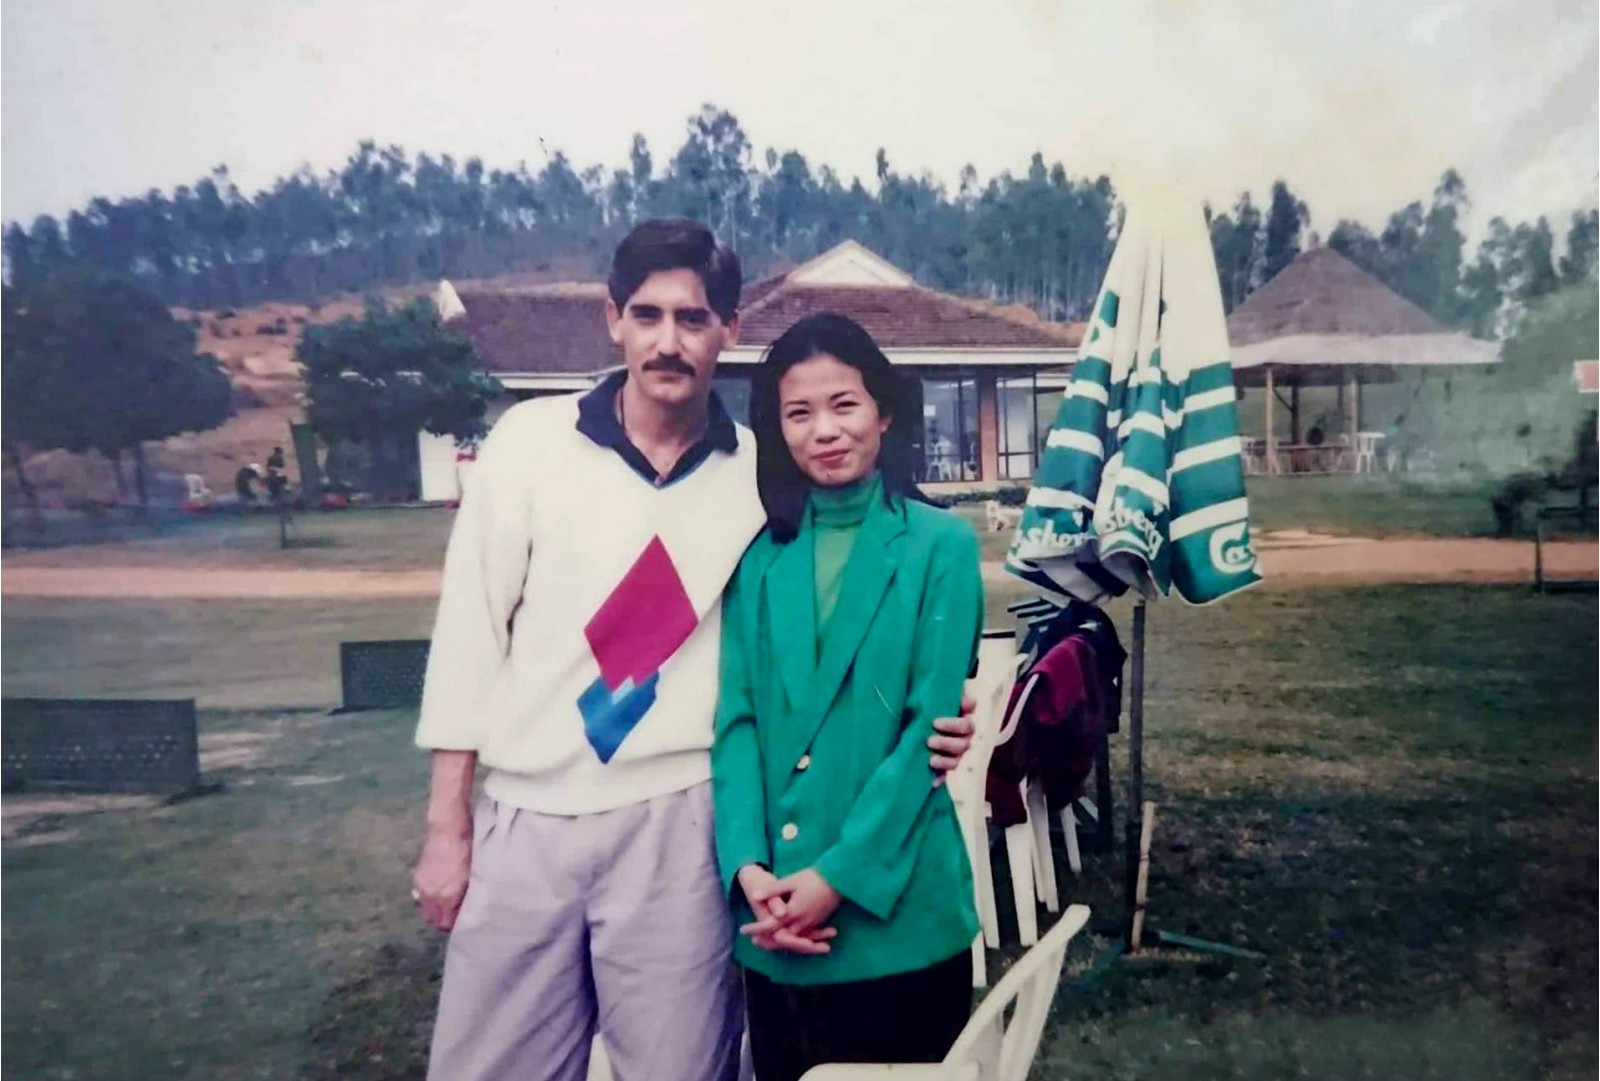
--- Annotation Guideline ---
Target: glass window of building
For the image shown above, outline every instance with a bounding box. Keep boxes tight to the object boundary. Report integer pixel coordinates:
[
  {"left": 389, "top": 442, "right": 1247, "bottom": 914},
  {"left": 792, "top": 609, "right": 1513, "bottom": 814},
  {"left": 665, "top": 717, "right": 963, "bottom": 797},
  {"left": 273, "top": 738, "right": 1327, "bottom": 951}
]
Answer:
[
  {"left": 921, "top": 374, "right": 977, "bottom": 481},
  {"left": 1034, "top": 388, "right": 1064, "bottom": 445},
  {"left": 1033, "top": 386, "right": 1065, "bottom": 462},
  {"left": 997, "top": 373, "right": 1039, "bottom": 480},
  {"left": 712, "top": 375, "right": 752, "bottom": 427}
]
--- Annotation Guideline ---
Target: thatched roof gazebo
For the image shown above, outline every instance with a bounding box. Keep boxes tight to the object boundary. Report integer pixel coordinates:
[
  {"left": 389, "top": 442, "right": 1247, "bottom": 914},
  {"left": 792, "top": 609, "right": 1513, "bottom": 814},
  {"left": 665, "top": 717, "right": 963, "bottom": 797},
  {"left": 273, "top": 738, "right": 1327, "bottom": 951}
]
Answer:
[{"left": 1227, "top": 247, "right": 1498, "bottom": 466}]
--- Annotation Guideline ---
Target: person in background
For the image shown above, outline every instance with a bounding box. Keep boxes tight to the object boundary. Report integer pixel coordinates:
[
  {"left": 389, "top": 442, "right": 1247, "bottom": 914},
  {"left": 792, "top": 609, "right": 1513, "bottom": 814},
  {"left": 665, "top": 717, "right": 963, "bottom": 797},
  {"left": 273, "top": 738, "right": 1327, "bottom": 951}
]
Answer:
[
  {"left": 264, "top": 446, "right": 289, "bottom": 502},
  {"left": 234, "top": 463, "right": 261, "bottom": 504}
]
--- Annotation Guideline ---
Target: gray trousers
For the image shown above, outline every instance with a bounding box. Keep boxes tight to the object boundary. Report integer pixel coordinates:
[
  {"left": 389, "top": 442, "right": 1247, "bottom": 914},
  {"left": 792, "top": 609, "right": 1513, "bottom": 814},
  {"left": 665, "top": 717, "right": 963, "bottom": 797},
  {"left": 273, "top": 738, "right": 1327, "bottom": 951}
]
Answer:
[{"left": 427, "top": 783, "right": 744, "bottom": 1081}]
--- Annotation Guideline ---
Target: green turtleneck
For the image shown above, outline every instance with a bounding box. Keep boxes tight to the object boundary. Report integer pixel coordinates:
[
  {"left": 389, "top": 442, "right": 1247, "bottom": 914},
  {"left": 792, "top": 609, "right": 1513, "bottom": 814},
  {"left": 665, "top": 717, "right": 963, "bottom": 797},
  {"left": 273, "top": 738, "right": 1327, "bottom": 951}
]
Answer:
[{"left": 810, "top": 472, "right": 882, "bottom": 635}]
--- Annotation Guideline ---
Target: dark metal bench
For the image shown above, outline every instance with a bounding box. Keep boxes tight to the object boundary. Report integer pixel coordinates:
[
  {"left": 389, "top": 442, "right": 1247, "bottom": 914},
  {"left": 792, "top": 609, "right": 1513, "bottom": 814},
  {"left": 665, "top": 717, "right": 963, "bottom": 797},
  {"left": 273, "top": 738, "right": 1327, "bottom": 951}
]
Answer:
[
  {"left": 1, "top": 697, "right": 202, "bottom": 795},
  {"left": 339, "top": 639, "right": 431, "bottom": 711},
  {"left": 1534, "top": 496, "right": 1599, "bottom": 594}
]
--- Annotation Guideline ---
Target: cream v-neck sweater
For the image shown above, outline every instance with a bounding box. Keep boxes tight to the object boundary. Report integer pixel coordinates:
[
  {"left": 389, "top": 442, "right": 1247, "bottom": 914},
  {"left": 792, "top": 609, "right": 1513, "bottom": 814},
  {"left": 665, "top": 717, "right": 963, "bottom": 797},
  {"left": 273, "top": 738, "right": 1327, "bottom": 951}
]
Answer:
[{"left": 415, "top": 394, "right": 765, "bottom": 814}]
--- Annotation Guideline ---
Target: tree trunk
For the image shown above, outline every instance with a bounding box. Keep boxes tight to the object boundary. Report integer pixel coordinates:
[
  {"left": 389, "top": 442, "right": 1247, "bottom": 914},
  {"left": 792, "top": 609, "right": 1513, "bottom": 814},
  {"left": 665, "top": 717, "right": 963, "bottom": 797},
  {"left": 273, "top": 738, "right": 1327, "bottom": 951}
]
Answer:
[
  {"left": 368, "top": 428, "right": 403, "bottom": 501},
  {"left": 133, "top": 443, "right": 150, "bottom": 515},
  {"left": 5, "top": 441, "right": 42, "bottom": 524},
  {"left": 107, "top": 447, "right": 129, "bottom": 500}
]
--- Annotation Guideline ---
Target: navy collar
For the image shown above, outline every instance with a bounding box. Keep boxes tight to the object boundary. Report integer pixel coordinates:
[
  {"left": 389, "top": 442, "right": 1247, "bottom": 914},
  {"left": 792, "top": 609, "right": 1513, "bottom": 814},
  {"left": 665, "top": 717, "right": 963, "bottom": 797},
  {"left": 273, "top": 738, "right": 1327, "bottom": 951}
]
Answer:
[{"left": 576, "top": 370, "right": 738, "bottom": 486}]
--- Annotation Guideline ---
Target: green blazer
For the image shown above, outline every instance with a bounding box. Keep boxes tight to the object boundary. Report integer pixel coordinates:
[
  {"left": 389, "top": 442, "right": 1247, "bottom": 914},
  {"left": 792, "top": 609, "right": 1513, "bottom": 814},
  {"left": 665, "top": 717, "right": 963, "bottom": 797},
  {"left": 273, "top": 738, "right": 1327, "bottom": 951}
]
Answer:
[{"left": 712, "top": 490, "right": 983, "bottom": 985}]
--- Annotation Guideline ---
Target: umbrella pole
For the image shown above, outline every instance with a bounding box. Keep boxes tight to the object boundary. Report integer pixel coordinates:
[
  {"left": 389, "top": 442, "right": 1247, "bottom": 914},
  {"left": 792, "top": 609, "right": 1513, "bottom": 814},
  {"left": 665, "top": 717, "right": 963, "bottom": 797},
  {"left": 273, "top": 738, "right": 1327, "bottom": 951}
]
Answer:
[
  {"left": 1111, "top": 597, "right": 1269, "bottom": 965},
  {"left": 1122, "top": 599, "right": 1147, "bottom": 941}
]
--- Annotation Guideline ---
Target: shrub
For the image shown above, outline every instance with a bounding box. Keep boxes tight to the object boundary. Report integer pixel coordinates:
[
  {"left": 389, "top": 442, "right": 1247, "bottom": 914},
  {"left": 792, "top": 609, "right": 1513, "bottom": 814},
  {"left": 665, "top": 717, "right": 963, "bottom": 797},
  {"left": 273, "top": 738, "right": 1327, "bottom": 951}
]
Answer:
[
  {"left": 934, "top": 486, "right": 1029, "bottom": 507},
  {"left": 1489, "top": 472, "right": 1548, "bottom": 536}
]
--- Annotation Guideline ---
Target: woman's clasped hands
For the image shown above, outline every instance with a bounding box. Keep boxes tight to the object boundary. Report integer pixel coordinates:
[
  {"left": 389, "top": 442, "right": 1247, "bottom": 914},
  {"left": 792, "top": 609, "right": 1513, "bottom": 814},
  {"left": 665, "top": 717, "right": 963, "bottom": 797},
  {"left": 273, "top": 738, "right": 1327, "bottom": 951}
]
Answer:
[{"left": 736, "top": 864, "right": 843, "bottom": 955}]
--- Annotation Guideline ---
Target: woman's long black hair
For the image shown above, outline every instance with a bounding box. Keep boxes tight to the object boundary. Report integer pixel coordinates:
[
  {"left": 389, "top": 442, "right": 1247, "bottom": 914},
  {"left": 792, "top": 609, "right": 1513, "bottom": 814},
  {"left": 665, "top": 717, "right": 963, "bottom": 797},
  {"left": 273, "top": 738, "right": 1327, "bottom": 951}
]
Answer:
[{"left": 750, "top": 312, "right": 932, "bottom": 543}]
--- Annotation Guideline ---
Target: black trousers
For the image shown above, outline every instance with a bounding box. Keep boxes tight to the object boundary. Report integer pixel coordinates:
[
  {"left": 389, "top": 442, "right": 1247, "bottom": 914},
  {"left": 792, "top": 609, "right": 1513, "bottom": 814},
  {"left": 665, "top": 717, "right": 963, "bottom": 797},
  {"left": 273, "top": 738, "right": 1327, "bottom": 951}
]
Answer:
[{"left": 743, "top": 951, "right": 972, "bottom": 1081}]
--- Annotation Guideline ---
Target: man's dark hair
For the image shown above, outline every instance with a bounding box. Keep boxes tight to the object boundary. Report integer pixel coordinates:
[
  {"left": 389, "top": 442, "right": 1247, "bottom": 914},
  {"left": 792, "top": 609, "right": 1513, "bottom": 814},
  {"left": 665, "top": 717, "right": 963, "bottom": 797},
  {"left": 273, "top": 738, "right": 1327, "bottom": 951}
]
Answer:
[
  {"left": 608, "top": 219, "right": 742, "bottom": 323},
  {"left": 750, "top": 312, "right": 932, "bottom": 543}
]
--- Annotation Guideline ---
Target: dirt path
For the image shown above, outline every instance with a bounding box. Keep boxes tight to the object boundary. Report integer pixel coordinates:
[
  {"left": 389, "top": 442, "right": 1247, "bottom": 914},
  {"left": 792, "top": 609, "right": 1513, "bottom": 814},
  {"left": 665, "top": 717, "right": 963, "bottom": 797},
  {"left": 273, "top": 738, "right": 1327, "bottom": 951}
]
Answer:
[
  {"left": 980, "top": 536, "right": 1594, "bottom": 588},
  {"left": 3, "top": 537, "right": 1594, "bottom": 598},
  {"left": 1254, "top": 537, "right": 1595, "bottom": 583}
]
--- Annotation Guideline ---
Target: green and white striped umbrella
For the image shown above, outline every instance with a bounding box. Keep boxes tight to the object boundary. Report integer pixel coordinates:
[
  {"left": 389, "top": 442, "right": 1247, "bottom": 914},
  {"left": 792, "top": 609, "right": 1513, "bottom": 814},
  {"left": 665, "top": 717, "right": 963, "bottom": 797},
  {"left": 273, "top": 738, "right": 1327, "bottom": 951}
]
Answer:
[{"left": 1007, "top": 190, "right": 1261, "bottom": 605}]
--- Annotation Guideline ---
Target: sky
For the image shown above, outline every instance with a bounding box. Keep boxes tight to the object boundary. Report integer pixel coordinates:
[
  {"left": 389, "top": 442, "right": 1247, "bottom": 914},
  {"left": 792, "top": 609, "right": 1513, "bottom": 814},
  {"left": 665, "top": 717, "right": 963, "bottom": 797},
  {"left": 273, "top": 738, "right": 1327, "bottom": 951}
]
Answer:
[{"left": 3, "top": 0, "right": 1596, "bottom": 244}]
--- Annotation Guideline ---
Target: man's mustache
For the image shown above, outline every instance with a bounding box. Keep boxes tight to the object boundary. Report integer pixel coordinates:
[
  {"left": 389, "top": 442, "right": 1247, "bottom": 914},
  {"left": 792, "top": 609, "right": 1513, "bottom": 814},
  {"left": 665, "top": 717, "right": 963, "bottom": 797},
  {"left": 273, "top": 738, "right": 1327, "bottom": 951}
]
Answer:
[{"left": 643, "top": 358, "right": 696, "bottom": 376}]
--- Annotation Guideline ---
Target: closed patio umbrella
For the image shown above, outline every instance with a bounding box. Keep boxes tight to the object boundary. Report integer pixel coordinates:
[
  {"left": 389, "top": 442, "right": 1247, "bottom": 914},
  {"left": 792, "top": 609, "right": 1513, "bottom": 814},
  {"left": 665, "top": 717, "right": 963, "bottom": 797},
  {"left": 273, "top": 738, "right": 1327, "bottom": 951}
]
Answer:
[
  {"left": 1003, "top": 186, "right": 1265, "bottom": 955},
  {"left": 1007, "top": 188, "right": 1261, "bottom": 604}
]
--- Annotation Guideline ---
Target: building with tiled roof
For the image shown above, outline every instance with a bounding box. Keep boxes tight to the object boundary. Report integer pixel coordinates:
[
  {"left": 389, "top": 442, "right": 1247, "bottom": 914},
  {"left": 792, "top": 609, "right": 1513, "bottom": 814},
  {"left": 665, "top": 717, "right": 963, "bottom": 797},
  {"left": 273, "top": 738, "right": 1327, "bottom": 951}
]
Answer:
[{"left": 418, "top": 241, "right": 1079, "bottom": 499}]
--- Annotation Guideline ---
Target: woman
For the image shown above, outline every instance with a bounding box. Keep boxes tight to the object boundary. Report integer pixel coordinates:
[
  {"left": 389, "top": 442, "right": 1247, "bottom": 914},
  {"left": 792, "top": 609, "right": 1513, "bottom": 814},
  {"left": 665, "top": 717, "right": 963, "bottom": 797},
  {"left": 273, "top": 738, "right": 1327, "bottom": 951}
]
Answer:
[{"left": 712, "top": 312, "right": 984, "bottom": 1081}]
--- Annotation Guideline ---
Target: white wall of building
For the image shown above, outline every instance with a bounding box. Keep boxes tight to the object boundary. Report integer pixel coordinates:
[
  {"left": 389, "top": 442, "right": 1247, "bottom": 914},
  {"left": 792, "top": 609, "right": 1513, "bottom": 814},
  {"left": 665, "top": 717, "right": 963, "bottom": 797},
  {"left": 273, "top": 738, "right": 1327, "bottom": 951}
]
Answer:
[
  {"left": 415, "top": 390, "right": 581, "bottom": 501},
  {"left": 418, "top": 430, "right": 464, "bottom": 502}
]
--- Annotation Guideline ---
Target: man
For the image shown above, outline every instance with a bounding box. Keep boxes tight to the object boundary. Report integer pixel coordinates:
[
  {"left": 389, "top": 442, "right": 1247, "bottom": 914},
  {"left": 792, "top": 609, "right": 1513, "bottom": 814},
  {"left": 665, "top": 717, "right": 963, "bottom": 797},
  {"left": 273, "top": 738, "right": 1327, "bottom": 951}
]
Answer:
[
  {"left": 234, "top": 463, "right": 261, "bottom": 505},
  {"left": 264, "top": 446, "right": 289, "bottom": 502},
  {"left": 412, "top": 219, "right": 975, "bottom": 1081}
]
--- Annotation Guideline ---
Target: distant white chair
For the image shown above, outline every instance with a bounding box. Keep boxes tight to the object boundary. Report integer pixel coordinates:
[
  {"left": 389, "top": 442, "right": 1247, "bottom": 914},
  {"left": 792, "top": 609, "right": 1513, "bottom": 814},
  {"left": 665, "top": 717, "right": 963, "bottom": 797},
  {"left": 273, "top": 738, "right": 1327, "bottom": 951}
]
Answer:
[
  {"left": 983, "top": 501, "right": 1023, "bottom": 533},
  {"left": 184, "top": 473, "right": 213, "bottom": 505},
  {"left": 1239, "top": 437, "right": 1259, "bottom": 476},
  {"left": 799, "top": 905, "right": 1093, "bottom": 1081},
  {"left": 1354, "top": 431, "right": 1386, "bottom": 474}
]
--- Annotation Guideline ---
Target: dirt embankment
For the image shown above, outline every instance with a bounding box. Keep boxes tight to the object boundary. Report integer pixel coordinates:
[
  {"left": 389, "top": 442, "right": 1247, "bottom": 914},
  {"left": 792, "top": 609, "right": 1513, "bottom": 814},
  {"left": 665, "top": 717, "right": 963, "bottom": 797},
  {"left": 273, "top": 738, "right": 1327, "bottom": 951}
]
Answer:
[{"left": 11, "top": 298, "right": 367, "bottom": 507}]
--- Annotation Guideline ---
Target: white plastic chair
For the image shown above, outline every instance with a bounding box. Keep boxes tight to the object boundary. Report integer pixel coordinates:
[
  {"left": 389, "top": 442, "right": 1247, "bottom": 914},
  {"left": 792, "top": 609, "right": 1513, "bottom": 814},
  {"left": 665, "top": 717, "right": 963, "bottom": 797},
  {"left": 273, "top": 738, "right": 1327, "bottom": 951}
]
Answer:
[
  {"left": 992, "top": 666, "right": 1109, "bottom": 930},
  {"left": 995, "top": 686, "right": 1044, "bottom": 948},
  {"left": 951, "top": 631, "right": 1028, "bottom": 984},
  {"left": 588, "top": 1036, "right": 611, "bottom": 1081},
  {"left": 798, "top": 905, "right": 1092, "bottom": 1081},
  {"left": 588, "top": 1030, "right": 755, "bottom": 1081},
  {"left": 971, "top": 640, "right": 1093, "bottom": 951}
]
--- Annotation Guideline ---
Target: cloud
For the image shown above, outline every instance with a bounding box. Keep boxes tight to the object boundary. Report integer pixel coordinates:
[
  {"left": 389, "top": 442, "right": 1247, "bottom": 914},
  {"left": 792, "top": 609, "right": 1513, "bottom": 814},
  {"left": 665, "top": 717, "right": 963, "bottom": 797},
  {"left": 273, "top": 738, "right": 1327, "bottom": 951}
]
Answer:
[{"left": 1409, "top": 0, "right": 1471, "bottom": 45}]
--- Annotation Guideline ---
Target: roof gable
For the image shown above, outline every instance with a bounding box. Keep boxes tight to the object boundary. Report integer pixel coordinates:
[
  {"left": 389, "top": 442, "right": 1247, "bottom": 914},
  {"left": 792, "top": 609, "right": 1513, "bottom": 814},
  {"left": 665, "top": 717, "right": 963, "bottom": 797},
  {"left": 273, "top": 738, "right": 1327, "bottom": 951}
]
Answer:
[{"left": 786, "top": 240, "right": 916, "bottom": 288}]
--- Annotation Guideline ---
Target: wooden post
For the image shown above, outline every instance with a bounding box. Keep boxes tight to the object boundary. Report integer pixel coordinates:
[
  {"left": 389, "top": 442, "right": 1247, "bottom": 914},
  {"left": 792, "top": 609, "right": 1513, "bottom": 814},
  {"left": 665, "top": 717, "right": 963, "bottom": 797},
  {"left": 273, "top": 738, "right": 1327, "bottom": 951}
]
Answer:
[
  {"left": 976, "top": 372, "right": 1001, "bottom": 483},
  {"left": 1347, "top": 373, "right": 1360, "bottom": 436},
  {"left": 1535, "top": 519, "right": 1546, "bottom": 593},
  {"left": 1264, "top": 368, "right": 1278, "bottom": 475},
  {"left": 1130, "top": 801, "right": 1158, "bottom": 952},
  {"left": 1289, "top": 383, "right": 1302, "bottom": 445}
]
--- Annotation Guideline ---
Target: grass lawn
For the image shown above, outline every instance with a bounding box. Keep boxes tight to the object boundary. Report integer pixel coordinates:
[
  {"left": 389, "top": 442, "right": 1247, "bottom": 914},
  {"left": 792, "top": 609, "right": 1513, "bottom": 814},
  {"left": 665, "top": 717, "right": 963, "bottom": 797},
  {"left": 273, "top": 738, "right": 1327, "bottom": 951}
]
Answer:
[
  {"left": 1241, "top": 474, "right": 1504, "bottom": 539},
  {"left": 0, "top": 597, "right": 437, "bottom": 709},
  {"left": 2, "top": 583, "right": 1595, "bottom": 1080},
  {"left": 3, "top": 506, "right": 458, "bottom": 572}
]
